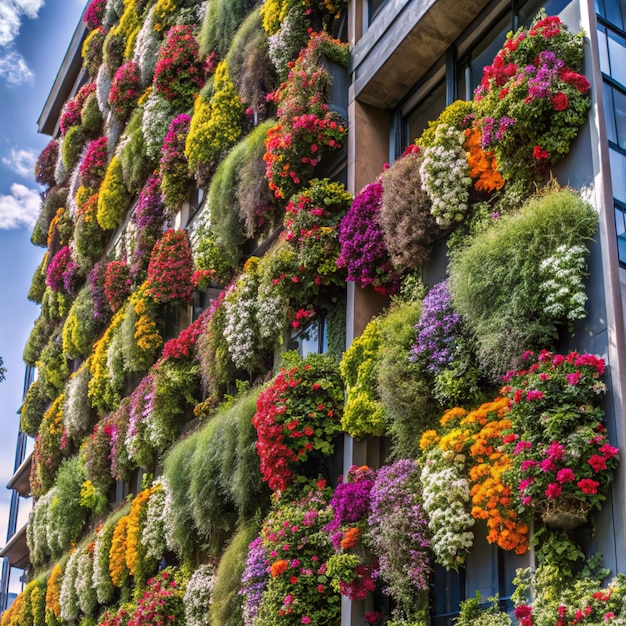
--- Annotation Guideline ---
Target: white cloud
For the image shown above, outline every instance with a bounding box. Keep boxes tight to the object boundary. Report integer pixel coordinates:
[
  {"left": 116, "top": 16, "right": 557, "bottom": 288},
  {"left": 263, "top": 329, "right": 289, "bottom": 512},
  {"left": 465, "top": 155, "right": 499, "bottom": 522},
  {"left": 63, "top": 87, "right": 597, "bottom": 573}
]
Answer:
[
  {"left": 0, "top": 0, "right": 45, "bottom": 85},
  {"left": 2, "top": 148, "right": 37, "bottom": 178},
  {"left": 0, "top": 48, "right": 32, "bottom": 85},
  {"left": 0, "top": 183, "right": 41, "bottom": 229}
]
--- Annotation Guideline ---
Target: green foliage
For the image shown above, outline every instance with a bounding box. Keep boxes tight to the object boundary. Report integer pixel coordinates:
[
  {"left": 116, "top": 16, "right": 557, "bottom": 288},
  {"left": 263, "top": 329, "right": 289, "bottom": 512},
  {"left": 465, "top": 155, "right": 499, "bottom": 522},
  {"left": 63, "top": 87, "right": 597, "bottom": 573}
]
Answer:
[
  {"left": 62, "top": 286, "right": 100, "bottom": 359},
  {"left": 208, "top": 135, "right": 247, "bottom": 256},
  {"left": 47, "top": 457, "right": 89, "bottom": 561},
  {"left": 209, "top": 523, "right": 259, "bottom": 626},
  {"left": 417, "top": 100, "right": 473, "bottom": 148},
  {"left": 118, "top": 108, "right": 153, "bottom": 194},
  {"left": 23, "top": 316, "right": 54, "bottom": 367},
  {"left": 340, "top": 317, "right": 386, "bottom": 438},
  {"left": 456, "top": 593, "right": 512, "bottom": 626},
  {"left": 62, "top": 125, "right": 86, "bottom": 171},
  {"left": 41, "top": 288, "right": 71, "bottom": 323},
  {"left": 377, "top": 300, "right": 438, "bottom": 458},
  {"left": 200, "top": 0, "right": 256, "bottom": 59},
  {"left": 37, "top": 338, "right": 70, "bottom": 402},
  {"left": 449, "top": 186, "right": 598, "bottom": 378},
  {"left": 237, "top": 119, "right": 281, "bottom": 239},
  {"left": 162, "top": 435, "right": 202, "bottom": 562},
  {"left": 97, "top": 156, "right": 128, "bottom": 230},
  {"left": 81, "top": 92, "right": 104, "bottom": 137},
  {"left": 21, "top": 380, "right": 48, "bottom": 437},
  {"left": 28, "top": 258, "right": 47, "bottom": 303},
  {"left": 225, "top": 9, "right": 276, "bottom": 119},
  {"left": 192, "top": 212, "right": 238, "bottom": 283}
]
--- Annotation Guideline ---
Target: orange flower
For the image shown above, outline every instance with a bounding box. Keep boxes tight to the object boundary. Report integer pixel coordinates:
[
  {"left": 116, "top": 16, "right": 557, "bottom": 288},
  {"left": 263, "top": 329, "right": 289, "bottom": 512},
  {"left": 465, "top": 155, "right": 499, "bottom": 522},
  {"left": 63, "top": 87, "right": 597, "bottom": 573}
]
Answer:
[
  {"left": 340, "top": 527, "right": 361, "bottom": 550},
  {"left": 270, "top": 559, "right": 289, "bottom": 577},
  {"left": 464, "top": 126, "right": 505, "bottom": 193}
]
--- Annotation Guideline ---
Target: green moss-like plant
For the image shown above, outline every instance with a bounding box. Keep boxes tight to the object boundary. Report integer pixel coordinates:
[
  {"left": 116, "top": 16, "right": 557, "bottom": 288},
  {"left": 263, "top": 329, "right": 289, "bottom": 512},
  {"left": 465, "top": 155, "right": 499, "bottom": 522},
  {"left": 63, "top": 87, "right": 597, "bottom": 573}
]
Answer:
[
  {"left": 378, "top": 299, "right": 439, "bottom": 459},
  {"left": 62, "top": 125, "right": 87, "bottom": 172},
  {"left": 449, "top": 186, "right": 598, "bottom": 378},
  {"left": 62, "top": 286, "right": 100, "bottom": 360},
  {"left": 208, "top": 136, "right": 247, "bottom": 256},
  {"left": 20, "top": 380, "right": 48, "bottom": 438},
  {"left": 163, "top": 435, "right": 202, "bottom": 562},
  {"left": 118, "top": 108, "right": 153, "bottom": 194},
  {"left": 37, "top": 338, "right": 70, "bottom": 402},
  {"left": 28, "top": 258, "right": 47, "bottom": 303},
  {"left": 200, "top": 0, "right": 255, "bottom": 59},
  {"left": 209, "top": 523, "right": 259, "bottom": 626},
  {"left": 97, "top": 155, "right": 128, "bottom": 230},
  {"left": 81, "top": 92, "right": 104, "bottom": 137},
  {"left": 340, "top": 317, "right": 386, "bottom": 438},
  {"left": 225, "top": 9, "right": 276, "bottom": 121},
  {"left": 23, "top": 315, "right": 54, "bottom": 367}
]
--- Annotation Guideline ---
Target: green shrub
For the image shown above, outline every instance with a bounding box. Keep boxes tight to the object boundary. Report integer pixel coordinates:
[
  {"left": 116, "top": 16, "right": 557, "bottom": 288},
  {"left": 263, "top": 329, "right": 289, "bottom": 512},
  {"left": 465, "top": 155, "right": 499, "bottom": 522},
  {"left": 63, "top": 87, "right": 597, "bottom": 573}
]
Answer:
[
  {"left": 200, "top": 0, "right": 256, "bottom": 58},
  {"left": 23, "top": 316, "right": 54, "bottom": 367},
  {"left": 37, "top": 338, "right": 70, "bottom": 402},
  {"left": 81, "top": 92, "right": 103, "bottom": 137},
  {"left": 62, "top": 286, "right": 100, "bottom": 359},
  {"left": 118, "top": 108, "right": 153, "bottom": 194},
  {"left": 21, "top": 380, "right": 48, "bottom": 438},
  {"left": 340, "top": 317, "right": 386, "bottom": 438},
  {"left": 377, "top": 300, "right": 439, "bottom": 459},
  {"left": 62, "top": 125, "right": 86, "bottom": 171},
  {"left": 28, "top": 259, "right": 47, "bottom": 303},
  {"left": 209, "top": 523, "right": 259, "bottom": 626},
  {"left": 449, "top": 186, "right": 598, "bottom": 378}
]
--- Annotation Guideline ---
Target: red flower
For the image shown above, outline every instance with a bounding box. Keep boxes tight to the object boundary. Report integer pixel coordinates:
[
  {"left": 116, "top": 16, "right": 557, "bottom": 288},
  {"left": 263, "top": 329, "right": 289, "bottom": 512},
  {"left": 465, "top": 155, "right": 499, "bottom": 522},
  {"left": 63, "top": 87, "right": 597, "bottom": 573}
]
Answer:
[
  {"left": 552, "top": 92, "right": 569, "bottom": 111},
  {"left": 532, "top": 145, "right": 549, "bottom": 160},
  {"left": 577, "top": 478, "right": 600, "bottom": 494}
]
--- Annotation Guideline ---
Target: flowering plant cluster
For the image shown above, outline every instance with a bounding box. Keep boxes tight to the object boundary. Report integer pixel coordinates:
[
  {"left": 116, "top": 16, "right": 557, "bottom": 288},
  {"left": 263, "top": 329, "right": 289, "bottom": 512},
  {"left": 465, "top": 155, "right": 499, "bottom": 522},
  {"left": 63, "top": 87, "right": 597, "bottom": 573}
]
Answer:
[
  {"left": 127, "top": 569, "right": 185, "bottom": 625},
  {"left": 79, "top": 136, "right": 108, "bottom": 188},
  {"left": 46, "top": 246, "right": 78, "bottom": 295},
  {"left": 97, "top": 155, "right": 128, "bottom": 231},
  {"left": 420, "top": 123, "right": 472, "bottom": 229},
  {"left": 153, "top": 25, "right": 204, "bottom": 111},
  {"left": 539, "top": 244, "right": 589, "bottom": 326},
  {"left": 339, "top": 319, "right": 386, "bottom": 438},
  {"left": 252, "top": 352, "right": 344, "bottom": 491},
  {"left": 367, "top": 460, "right": 430, "bottom": 615},
  {"left": 251, "top": 482, "right": 342, "bottom": 626},
  {"left": 104, "top": 260, "right": 132, "bottom": 312},
  {"left": 325, "top": 466, "right": 377, "bottom": 601},
  {"left": 183, "top": 563, "right": 217, "bottom": 626},
  {"left": 474, "top": 13, "right": 590, "bottom": 183},
  {"left": 264, "top": 32, "right": 348, "bottom": 200},
  {"left": 337, "top": 180, "right": 399, "bottom": 295},
  {"left": 159, "top": 114, "right": 192, "bottom": 212},
  {"left": 281, "top": 178, "right": 352, "bottom": 299},
  {"left": 464, "top": 123, "right": 505, "bottom": 193},
  {"left": 185, "top": 60, "right": 244, "bottom": 186},
  {"left": 411, "top": 279, "right": 463, "bottom": 375},
  {"left": 108, "top": 61, "right": 142, "bottom": 120},
  {"left": 35, "top": 139, "right": 59, "bottom": 187},
  {"left": 60, "top": 83, "right": 96, "bottom": 135},
  {"left": 84, "top": 0, "right": 106, "bottom": 30},
  {"left": 146, "top": 229, "right": 195, "bottom": 304},
  {"left": 89, "top": 260, "right": 113, "bottom": 322},
  {"left": 502, "top": 350, "right": 618, "bottom": 526}
]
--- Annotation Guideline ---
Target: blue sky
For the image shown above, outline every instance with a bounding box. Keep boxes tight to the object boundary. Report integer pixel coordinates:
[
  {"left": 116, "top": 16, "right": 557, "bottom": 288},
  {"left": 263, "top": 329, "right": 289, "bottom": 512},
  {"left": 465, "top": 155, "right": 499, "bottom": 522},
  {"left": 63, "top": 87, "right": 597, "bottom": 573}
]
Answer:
[{"left": 0, "top": 0, "right": 86, "bottom": 546}]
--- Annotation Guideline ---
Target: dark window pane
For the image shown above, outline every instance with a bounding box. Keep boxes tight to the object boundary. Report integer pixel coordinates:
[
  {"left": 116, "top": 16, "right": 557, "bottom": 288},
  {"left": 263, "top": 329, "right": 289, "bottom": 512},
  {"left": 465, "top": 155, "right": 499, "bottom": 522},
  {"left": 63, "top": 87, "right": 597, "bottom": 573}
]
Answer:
[{"left": 404, "top": 80, "right": 446, "bottom": 147}]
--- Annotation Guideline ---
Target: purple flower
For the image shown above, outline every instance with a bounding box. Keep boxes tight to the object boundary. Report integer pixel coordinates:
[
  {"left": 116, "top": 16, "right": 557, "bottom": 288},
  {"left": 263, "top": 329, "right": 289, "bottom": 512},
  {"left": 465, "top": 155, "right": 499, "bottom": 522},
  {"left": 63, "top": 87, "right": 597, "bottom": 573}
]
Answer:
[{"left": 411, "top": 279, "right": 462, "bottom": 374}]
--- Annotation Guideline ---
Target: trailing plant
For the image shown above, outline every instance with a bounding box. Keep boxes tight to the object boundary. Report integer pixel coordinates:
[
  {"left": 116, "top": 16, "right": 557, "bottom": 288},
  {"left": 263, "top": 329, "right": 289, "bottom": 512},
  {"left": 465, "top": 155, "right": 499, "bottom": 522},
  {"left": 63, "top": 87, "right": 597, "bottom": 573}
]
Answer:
[
  {"left": 35, "top": 140, "right": 60, "bottom": 188},
  {"left": 159, "top": 113, "right": 192, "bottom": 212},
  {"left": 21, "top": 379, "right": 48, "bottom": 437},
  {"left": 104, "top": 259, "right": 132, "bottom": 312},
  {"left": 118, "top": 109, "right": 153, "bottom": 194},
  {"left": 184, "top": 562, "right": 217, "bottom": 626},
  {"left": 79, "top": 136, "right": 108, "bottom": 189},
  {"left": 63, "top": 363, "right": 96, "bottom": 440},
  {"left": 267, "top": 1, "right": 309, "bottom": 79},
  {"left": 62, "top": 285, "right": 101, "bottom": 359},
  {"left": 132, "top": 5, "right": 160, "bottom": 86},
  {"left": 82, "top": 26, "right": 107, "bottom": 78},
  {"left": 142, "top": 88, "right": 176, "bottom": 162},
  {"left": 264, "top": 32, "right": 348, "bottom": 200},
  {"left": 449, "top": 186, "right": 598, "bottom": 378}
]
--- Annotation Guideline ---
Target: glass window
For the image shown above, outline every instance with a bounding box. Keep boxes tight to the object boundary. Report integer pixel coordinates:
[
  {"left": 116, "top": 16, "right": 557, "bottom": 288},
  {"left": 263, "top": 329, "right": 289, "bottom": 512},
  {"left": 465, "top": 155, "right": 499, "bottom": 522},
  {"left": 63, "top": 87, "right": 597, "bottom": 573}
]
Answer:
[
  {"left": 610, "top": 147, "right": 626, "bottom": 204},
  {"left": 403, "top": 80, "right": 446, "bottom": 147},
  {"left": 615, "top": 204, "right": 626, "bottom": 265},
  {"left": 608, "top": 29, "right": 626, "bottom": 86},
  {"left": 287, "top": 316, "right": 327, "bottom": 356},
  {"left": 596, "top": 0, "right": 626, "bottom": 31},
  {"left": 368, "top": 0, "right": 388, "bottom": 24},
  {"left": 431, "top": 566, "right": 465, "bottom": 626},
  {"left": 606, "top": 83, "right": 626, "bottom": 150}
]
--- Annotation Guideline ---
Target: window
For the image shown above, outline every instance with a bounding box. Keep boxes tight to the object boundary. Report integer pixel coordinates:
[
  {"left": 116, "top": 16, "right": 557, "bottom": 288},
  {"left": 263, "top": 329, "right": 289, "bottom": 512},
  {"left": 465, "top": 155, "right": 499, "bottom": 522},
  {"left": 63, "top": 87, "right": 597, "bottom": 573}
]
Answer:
[
  {"left": 431, "top": 566, "right": 465, "bottom": 626},
  {"left": 287, "top": 315, "right": 328, "bottom": 357},
  {"left": 596, "top": 0, "right": 626, "bottom": 32},
  {"left": 367, "top": 0, "right": 388, "bottom": 25}
]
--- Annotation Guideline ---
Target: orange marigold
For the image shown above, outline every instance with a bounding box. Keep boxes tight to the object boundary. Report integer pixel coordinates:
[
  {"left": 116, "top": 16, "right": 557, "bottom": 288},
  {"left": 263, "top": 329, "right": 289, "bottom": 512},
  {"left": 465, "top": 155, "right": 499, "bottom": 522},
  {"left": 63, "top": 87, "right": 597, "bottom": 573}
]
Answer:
[
  {"left": 109, "top": 515, "right": 130, "bottom": 587},
  {"left": 340, "top": 527, "right": 361, "bottom": 550},
  {"left": 270, "top": 559, "right": 289, "bottom": 577},
  {"left": 464, "top": 126, "right": 505, "bottom": 193}
]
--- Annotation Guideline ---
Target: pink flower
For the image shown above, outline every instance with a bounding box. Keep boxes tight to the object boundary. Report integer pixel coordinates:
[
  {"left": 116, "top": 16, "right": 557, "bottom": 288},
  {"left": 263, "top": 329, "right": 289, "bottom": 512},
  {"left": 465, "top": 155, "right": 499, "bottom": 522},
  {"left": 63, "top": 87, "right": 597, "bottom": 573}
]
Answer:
[
  {"left": 588, "top": 454, "right": 607, "bottom": 473},
  {"left": 526, "top": 389, "right": 545, "bottom": 401},
  {"left": 545, "top": 482, "right": 562, "bottom": 499},
  {"left": 301, "top": 617, "right": 311, "bottom": 624},
  {"left": 566, "top": 371, "right": 582, "bottom": 385},
  {"left": 577, "top": 478, "right": 599, "bottom": 494},
  {"left": 556, "top": 468, "right": 575, "bottom": 483}
]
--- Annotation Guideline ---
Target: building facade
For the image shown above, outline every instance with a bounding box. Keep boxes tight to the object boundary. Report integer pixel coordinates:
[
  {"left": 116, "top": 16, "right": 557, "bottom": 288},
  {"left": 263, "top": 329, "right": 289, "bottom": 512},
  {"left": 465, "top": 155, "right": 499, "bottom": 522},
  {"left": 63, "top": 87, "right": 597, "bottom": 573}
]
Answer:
[{"left": 1, "top": 0, "right": 626, "bottom": 624}]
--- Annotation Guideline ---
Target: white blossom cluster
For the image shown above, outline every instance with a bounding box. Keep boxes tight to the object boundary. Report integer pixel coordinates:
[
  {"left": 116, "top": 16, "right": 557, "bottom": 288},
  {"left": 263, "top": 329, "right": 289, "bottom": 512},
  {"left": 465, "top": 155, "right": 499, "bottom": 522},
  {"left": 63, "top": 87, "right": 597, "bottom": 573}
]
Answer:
[
  {"left": 63, "top": 366, "right": 92, "bottom": 439},
  {"left": 26, "top": 489, "right": 54, "bottom": 567},
  {"left": 268, "top": 4, "right": 308, "bottom": 78},
  {"left": 184, "top": 562, "right": 218, "bottom": 626},
  {"left": 539, "top": 244, "right": 588, "bottom": 322},
  {"left": 142, "top": 479, "right": 168, "bottom": 561},
  {"left": 223, "top": 275, "right": 261, "bottom": 370},
  {"left": 420, "top": 124, "right": 472, "bottom": 229},
  {"left": 76, "top": 550, "right": 98, "bottom": 616},
  {"left": 60, "top": 548, "right": 81, "bottom": 622},
  {"left": 420, "top": 448, "right": 474, "bottom": 570},
  {"left": 96, "top": 64, "right": 112, "bottom": 116},
  {"left": 133, "top": 5, "right": 161, "bottom": 87},
  {"left": 142, "top": 89, "right": 176, "bottom": 161}
]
